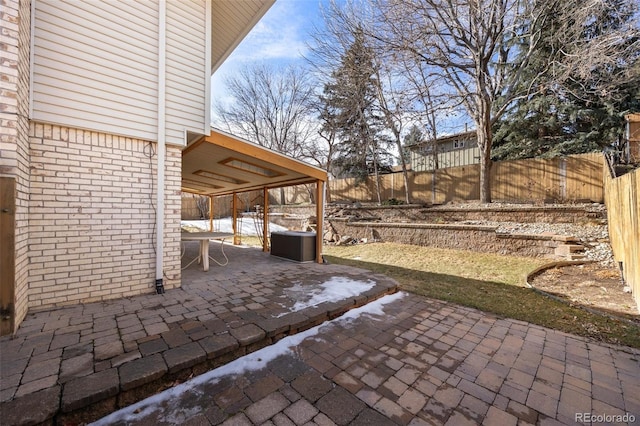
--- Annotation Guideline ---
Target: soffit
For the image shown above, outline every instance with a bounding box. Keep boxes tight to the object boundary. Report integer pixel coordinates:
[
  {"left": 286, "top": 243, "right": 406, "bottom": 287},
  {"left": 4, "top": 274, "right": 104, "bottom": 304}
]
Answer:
[
  {"left": 182, "top": 129, "right": 327, "bottom": 196},
  {"left": 211, "top": 0, "right": 275, "bottom": 74}
]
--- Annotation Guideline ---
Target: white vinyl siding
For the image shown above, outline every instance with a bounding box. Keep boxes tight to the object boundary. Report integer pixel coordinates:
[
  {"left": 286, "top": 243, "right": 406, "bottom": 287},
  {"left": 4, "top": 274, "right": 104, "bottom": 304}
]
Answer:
[
  {"left": 32, "top": 0, "right": 160, "bottom": 141},
  {"left": 31, "top": 0, "right": 211, "bottom": 145},
  {"left": 165, "top": 0, "right": 209, "bottom": 145}
]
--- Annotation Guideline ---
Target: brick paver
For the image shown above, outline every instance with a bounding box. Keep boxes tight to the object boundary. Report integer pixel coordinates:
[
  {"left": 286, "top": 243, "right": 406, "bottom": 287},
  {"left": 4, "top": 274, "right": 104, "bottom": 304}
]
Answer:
[
  {"left": 0, "top": 243, "right": 397, "bottom": 425},
  {"left": 64, "top": 292, "right": 640, "bottom": 426},
  {"left": 1, "top": 243, "right": 639, "bottom": 425}
]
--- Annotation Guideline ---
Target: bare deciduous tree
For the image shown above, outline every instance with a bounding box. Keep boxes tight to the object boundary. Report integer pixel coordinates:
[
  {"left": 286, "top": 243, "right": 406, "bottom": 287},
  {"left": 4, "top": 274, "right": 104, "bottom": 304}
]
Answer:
[
  {"left": 307, "top": 0, "right": 413, "bottom": 204},
  {"left": 213, "top": 63, "right": 318, "bottom": 161},
  {"left": 373, "top": 0, "right": 639, "bottom": 202},
  {"left": 374, "top": 0, "right": 550, "bottom": 203}
]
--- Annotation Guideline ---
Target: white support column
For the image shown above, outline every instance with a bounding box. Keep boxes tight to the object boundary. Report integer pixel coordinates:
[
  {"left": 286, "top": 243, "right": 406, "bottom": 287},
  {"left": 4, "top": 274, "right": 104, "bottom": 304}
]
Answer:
[
  {"left": 208, "top": 195, "right": 214, "bottom": 232},
  {"left": 232, "top": 193, "right": 239, "bottom": 245}
]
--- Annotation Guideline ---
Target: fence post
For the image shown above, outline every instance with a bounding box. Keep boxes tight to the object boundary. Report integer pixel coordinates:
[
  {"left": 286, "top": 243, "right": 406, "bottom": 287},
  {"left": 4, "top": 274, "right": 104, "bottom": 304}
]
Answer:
[
  {"left": 432, "top": 169, "right": 436, "bottom": 204},
  {"left": 560, "top": 157, "right": 567, "bottom": 201}
]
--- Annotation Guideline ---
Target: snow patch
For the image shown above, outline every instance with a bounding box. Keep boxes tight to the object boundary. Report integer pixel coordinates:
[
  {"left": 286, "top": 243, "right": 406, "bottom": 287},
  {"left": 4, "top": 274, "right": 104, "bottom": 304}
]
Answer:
[
  {"left": 277, "top": 276, "right": 376, "bottom": 317},
  {"left": 181, "top": 217, "right": 288, "bottom": 236}
]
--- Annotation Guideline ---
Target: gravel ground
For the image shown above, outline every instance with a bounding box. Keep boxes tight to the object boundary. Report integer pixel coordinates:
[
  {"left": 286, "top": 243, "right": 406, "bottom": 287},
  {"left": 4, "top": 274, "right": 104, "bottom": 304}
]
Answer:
[
  {"left": 445, "top": 203, "right": 615, "bottom": 267},
  {"left": 335, "top": 203, "right": 616, "bottom": 266},
  {"left": 504, "top": 222, "right": 612, "bottom": 266},
  {"left": 460, "top": 220, "right": 614, "bottom": 267}
]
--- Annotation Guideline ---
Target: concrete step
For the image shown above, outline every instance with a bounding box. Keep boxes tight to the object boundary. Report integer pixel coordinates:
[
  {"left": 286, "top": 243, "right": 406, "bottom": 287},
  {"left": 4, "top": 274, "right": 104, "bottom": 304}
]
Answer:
[{"left": 555, "top": 244, "right": 584, "bottom": 256}]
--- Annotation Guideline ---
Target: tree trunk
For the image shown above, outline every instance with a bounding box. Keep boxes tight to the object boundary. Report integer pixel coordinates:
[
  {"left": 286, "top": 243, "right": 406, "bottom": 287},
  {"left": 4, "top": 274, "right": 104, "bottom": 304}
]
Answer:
[
  {"left": 393, "top": 134, "right": 412, "bottom": 204},
  {"left": 476, "top": 89, "right": 493, "bottom": 203},
  {"left": 479, "top": 146, "right": 492, "bottom": 203},
  {"left": 476, "top": 127, "right": 493, "bottom": 203},
  {"left": 372, "top": 160, "right": 382, "bottom": 205}
]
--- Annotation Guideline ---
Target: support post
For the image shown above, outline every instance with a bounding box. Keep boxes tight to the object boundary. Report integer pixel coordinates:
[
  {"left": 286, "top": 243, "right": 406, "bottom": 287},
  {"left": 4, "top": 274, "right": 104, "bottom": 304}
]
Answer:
[
  {"left": 232, "top": 193, "right": 239, "bottom": 245},
  {"left": 263, "top": 187, "right": 269, "bottom": 252},
  {"left": 315, "top": 180, "right": 324, "bottom": 264},
  {"left": 208, "top": 195, "right": 213, "bottom": 232}
]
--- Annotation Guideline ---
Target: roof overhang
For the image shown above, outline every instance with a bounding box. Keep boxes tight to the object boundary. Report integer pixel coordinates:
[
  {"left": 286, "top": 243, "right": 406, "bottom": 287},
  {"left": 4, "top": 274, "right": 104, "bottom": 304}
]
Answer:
[
  {"left": 211, "top": 0, "right": 276, "bottom": 74},
  {"left": 182, "top": 129, "right": 327, "bottom": 196}
]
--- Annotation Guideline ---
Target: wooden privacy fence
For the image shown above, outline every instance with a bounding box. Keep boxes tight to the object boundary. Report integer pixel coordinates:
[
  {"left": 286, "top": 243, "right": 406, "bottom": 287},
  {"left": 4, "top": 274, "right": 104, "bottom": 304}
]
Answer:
[
  {"left": 327, "top": 153, "right": 604, "bottom": 204},
  {"left": 182, "top": 186, "right": 318, "bottom": 219},
  {"left": 182, "top": 153, "right": 605, "bottom": 217},
  {"left": 182, "top": 191, "right": 264, "bottom": 220},
  {"left": 604, "top": 166, "right": 640, "bottom": 310}
]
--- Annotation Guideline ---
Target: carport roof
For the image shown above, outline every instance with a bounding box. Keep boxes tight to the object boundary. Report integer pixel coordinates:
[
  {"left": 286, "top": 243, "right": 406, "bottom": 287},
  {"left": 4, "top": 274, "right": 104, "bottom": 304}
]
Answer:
[{"left": 182, "top": 128, "right": 327, "bottom": 196}]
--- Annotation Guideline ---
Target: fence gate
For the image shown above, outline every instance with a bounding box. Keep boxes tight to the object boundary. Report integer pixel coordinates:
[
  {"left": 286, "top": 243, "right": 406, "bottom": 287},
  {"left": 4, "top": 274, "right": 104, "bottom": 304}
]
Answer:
[{"left": 0, "top": 177, "right": 15, "bottom": 336}]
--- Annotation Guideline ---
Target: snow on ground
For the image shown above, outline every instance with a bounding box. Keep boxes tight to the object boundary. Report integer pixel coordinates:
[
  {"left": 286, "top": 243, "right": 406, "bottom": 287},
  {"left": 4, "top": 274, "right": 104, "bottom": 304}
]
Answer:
[
  {"left": 90, "top": 292, "right": 406, "bottom": 426},
  {"left": 181, "top": 217, "right": 288, "bottom": 236},
  {"left": 276, "top": 277, "right": 376, "bottom": 317}
]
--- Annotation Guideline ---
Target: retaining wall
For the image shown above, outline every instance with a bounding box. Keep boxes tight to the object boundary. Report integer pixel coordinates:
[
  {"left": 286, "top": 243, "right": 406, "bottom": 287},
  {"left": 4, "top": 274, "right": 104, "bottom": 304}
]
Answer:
[{"left": 327, "top": 220, "right": 578, "bottom": 259}]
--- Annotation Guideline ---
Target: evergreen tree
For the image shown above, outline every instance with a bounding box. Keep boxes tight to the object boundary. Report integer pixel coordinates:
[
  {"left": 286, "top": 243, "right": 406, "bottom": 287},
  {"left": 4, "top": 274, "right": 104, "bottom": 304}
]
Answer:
[
  {"left": 401, "top": 125, "right": 424, "bottom": 165},
  {"left": 318, "top": 27, "right": 387, "bottom": 185},
  {"left": 493, "top": 0, "right": 640, "bottom": 160}
]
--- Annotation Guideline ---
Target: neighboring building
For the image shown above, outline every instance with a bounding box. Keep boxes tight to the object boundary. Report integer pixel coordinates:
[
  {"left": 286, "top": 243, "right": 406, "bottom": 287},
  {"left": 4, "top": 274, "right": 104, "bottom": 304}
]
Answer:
[
  {"left": 0, "top": 0, "right": 275, "bottom": 334},
  {"left": 625, "top": 113, "right": 640, "bottom": 163},
  {"left": 407, "top": 131, "right": 479, "bottom": 172}
]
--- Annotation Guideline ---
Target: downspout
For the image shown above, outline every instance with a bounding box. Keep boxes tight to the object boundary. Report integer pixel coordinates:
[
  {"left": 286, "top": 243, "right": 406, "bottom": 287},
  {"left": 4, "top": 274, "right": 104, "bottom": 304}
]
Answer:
[{"left": 155, "top": 0, "right": 167, "bottom": 294}]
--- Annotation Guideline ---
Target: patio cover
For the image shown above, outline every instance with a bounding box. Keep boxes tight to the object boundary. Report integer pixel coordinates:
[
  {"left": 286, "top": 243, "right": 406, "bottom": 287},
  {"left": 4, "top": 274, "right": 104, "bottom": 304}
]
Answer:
[{"left": 182, "top": 128, "right": 327, "bottom": 263}]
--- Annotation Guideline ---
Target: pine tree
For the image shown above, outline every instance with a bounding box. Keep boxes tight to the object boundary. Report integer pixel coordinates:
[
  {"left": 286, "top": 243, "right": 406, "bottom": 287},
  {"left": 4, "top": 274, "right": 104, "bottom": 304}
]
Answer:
[
  {"left": 318, "top": 27, "right": 387, "bottom": 186},
  {"left": 401, "top": 125, "right": 424, "bottom": 166},
  {"left": 493, "top": 0, "right": 640, "bottom": 160}
]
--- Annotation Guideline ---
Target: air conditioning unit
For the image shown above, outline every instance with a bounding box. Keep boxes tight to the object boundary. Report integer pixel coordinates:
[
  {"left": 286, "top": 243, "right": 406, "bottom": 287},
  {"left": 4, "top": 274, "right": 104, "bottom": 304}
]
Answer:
[{"left": 270, "top": 231, "right": 316, "bottom": 262}]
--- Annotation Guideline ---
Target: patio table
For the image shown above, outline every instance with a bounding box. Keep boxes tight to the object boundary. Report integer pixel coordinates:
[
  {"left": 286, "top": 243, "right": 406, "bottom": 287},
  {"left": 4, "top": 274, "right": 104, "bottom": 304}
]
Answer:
[{"left": 181, "top": 231, "right": 234, "bottom": 271}]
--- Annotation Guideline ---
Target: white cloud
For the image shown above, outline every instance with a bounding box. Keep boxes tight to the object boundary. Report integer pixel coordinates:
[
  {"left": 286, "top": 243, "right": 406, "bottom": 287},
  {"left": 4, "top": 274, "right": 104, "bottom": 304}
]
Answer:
[
  {"left": 211, "top": 0, "right": 322, "bottom": 120},
  {"left": 229, "top": 0, "right": 315, "bottom": 64}
]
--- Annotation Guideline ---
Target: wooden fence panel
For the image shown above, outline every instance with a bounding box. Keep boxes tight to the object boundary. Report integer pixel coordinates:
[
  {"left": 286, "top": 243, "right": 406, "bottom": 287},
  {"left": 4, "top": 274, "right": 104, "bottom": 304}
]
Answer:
[
  {"left": 604, "top": 167, "right": 639, "bottom": 310},
  {"left": 182, "top": 191, "right": 264, "bottom": 219},
  {"left": 409, "top": 170, "right": 433, "bottom": 204},
  {"left": 326, "top": 153, "right": 604, "bottom": 204},
  {"left": 433, "top": 165, "right": 481, "bottom": 203},
  {"left": 565, "top": 153, "right": 604, "bottom": 202},
  {"left": 182, "top": 153, "right": 605, "bottom": 216},
  {"left": 492, "top": 157, "right": 561, "bottom": 202},
  {"left": 391, "top": 171, "right": 408, "bottom": 201}
]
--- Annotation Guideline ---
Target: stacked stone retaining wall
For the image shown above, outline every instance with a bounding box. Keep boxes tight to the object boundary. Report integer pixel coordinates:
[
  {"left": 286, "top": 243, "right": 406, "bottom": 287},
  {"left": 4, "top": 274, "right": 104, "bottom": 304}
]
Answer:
[
  {"left": 268, "top": 204, "right": 605, "bottom": 224},
  {"left": 333, "top": 204, "right": 605, "bottom": 224},
  {"left": 265, "top": 204, "right": 604, "bottom": 259},
  {"left": 326, "top": 219, "right": 576, "bottom": 259}
]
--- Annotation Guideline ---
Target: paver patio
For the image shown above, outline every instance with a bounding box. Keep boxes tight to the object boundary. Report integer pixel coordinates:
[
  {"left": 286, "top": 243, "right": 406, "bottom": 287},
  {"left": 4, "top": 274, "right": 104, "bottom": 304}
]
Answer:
[
  {"left": 0, "top": 241, "right": 397, "bottom": 425},
  {"left": 1, "top": 242, "right": 639, "bottom": 425},
  {"left": 93, "top": 292, "right": 640, "bottom": 425}
]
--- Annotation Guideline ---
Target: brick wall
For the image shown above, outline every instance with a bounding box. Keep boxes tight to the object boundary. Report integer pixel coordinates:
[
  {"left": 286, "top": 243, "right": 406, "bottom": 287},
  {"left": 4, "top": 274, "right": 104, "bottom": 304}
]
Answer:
[
  {"left": 163, "top": 146, "right": 182, "bottom": 286},
  {"left": 27, "top": 123, "right": 181, "bottom": 309},
  {"left": 1, "top": 0, "right": 32, "bottom": 329}
]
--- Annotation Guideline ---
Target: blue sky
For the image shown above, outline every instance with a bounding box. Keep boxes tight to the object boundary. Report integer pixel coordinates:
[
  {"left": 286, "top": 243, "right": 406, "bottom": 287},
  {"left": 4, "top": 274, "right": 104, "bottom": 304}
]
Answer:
[
  {"left": 210, "top": 0, "right": 470, "bottom": 136},
  {"left": 211, "top": 0, "right": 327, "bottom": 105}
]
